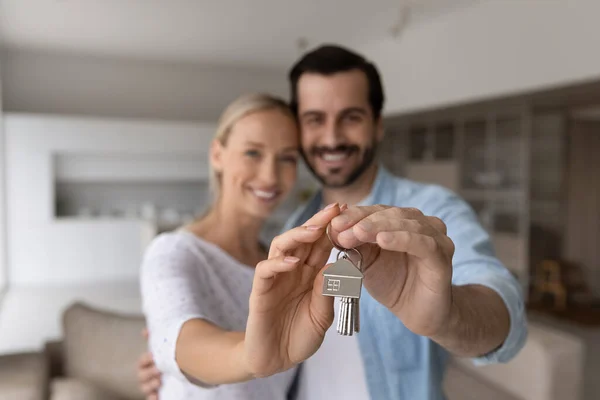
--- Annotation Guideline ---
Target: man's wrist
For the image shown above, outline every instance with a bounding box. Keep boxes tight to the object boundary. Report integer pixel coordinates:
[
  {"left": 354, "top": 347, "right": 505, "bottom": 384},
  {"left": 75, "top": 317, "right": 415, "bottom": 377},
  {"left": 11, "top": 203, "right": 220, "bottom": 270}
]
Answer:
[
  {"left": 428, "top": 285, "right": 462, "bottom": 347},
  {"left": 429, "top": 284, "right": 510, "bottom": 358}
]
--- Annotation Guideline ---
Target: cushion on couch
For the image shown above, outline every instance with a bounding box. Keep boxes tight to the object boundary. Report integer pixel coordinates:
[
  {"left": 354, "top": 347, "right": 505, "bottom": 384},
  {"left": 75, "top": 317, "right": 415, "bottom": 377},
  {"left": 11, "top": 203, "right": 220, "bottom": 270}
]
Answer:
[
  {"left": 51, "top": 377, "right": 124, "bottom": 400},
  {"left": 0, "top": 352, "right": 47, "bottom": 400},
  {"left": 61, "top": 302, "right": 146, "bottom": 400}
]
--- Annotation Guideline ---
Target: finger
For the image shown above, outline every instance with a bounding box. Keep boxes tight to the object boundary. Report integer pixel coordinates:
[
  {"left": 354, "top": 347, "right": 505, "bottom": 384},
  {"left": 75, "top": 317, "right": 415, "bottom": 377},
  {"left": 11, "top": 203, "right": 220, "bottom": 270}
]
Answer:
[
  {"left": 426, "top": 216, "right": 448, "bottom": 235},
  {"left": 147, "top": 395, "right": 158, "bottom": 400},
  {"left": 300, "top": 202, "right": 341, "bottom": 228},
  {"left": 338, "top": 216, "right": 440, "bottom": 249},
  {"left": 376, "top": 231, "right": 448, "bottom": 264},
  {"left": 330, "top": 206, "right": 424, "bottom": 243},
  {"left": 253, "top": 256, "right": 301, "bottom": 294},
  {"left": 268, "top": 225, "right": 326, "bottom": 258},
  {"left": 141, "top": 378, "right": 161, "bottom": 396},
  {"left": 138, "top": 352, "right": 154, "bottom": 368},
  {"left": 267, "top": 203, "right": 340, "bottom": 258},
  {"left": 138, "top": 363, "right": 161, "bottom": 382}
]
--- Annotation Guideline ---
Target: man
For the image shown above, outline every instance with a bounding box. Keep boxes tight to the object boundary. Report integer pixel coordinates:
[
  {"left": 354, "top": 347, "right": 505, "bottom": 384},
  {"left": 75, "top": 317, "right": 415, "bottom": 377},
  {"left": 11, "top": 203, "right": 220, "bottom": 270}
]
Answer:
[{"left": 138, "top": 44, "right": 527, "bottom": 400}]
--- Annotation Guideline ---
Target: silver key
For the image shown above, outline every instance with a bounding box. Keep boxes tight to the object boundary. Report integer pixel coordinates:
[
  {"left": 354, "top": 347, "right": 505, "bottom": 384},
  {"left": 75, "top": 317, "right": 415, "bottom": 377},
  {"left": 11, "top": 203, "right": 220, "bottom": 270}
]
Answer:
[{"left": 322, "top": 249, "right": 363, "bottom": 336}]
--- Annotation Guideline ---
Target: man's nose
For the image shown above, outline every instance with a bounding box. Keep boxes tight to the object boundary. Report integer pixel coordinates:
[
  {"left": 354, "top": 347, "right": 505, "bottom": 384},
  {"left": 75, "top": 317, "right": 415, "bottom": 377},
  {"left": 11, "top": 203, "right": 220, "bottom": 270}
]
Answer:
[{"left": 319, "top": 120, "right": 344, "bottom": 148}]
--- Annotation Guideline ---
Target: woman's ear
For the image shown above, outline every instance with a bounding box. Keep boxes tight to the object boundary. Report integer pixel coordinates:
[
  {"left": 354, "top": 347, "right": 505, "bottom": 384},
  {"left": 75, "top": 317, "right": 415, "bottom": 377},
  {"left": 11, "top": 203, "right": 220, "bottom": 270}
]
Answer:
[{"left": 210, "top": 139, "right": 225, "bottom": 174}]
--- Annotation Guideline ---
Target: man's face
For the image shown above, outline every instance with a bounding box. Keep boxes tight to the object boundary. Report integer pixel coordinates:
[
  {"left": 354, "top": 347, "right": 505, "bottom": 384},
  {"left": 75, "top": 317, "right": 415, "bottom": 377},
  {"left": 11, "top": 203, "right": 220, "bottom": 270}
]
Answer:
[{"left": 296, "top": 69, "right": 383, "bottom": 188}]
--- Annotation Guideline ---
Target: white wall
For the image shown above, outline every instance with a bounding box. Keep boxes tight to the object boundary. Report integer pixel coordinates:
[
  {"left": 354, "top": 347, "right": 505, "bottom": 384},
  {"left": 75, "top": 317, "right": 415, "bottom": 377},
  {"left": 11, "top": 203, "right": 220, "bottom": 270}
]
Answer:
[
  {"left": 362, "top": 0, "right": 600, "bottom": 115},
  {"left": 5, "top": 114, "right": 216, "bottom": 286},
  {"left": 0, "top": 62, "right": 6, "bottom": 293},
  {"left": 0, "top": 49, "right": 288, "bottom": 121}
]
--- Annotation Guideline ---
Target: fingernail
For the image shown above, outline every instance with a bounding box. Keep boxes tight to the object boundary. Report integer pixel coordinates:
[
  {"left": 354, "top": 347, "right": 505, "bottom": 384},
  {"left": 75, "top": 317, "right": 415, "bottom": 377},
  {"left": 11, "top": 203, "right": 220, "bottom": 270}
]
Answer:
[
  {"left": 284, "top": 256, "right": 300, "bottom": 263},
  {"left": 324, "top": 202, "right": 338, "bottom": 210},
  {"left": 306, "top": 225, "right": 321, "bottom": 230}
]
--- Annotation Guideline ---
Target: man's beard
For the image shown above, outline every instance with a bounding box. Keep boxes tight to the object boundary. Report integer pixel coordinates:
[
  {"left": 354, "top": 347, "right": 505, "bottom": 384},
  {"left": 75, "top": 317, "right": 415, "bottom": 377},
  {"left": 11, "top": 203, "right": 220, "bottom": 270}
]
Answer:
[{"left": 301, "top": 139, "right": 378, "bottom": 189}]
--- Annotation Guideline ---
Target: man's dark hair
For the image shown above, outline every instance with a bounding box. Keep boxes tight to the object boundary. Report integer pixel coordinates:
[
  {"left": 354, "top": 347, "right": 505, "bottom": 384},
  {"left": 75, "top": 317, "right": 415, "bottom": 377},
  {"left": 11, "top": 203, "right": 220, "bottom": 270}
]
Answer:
[{"left": 288, "top": 44, "right": 385, "bottom": 120}]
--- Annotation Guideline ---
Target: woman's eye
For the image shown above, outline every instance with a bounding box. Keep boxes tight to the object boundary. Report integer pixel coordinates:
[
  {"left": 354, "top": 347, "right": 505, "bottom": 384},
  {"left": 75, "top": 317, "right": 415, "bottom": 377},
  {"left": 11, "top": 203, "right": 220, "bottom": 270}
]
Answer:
[{"left": 245, "top": 150, "right": 261, "bottom": 158}]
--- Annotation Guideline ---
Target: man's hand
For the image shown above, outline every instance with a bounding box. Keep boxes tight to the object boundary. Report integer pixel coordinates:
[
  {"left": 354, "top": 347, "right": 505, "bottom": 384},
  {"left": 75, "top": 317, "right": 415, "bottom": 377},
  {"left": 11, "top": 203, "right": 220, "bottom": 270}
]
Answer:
[
  {"left": 329, "top": 205, "right": 455, "bottom": 338},
  {"left": 329, "top": 205, "right": 511, "bottom": 357},
  {"left": 138, "top": 329, "right": 161, "bottom": 400}
]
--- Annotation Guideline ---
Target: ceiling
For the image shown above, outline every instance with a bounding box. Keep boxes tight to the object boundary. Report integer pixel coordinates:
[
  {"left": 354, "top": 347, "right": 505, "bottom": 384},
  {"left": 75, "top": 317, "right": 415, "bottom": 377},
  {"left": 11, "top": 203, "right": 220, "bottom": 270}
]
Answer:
[{"left": 0, "top": 0, "right": 480, "bottom": 68}]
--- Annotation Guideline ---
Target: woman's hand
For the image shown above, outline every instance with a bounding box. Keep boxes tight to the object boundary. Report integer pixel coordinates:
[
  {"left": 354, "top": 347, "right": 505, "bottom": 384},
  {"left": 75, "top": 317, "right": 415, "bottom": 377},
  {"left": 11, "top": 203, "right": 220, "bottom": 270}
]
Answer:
[{"left": 243, "top": 203, "right": 341, "bottom": 377}]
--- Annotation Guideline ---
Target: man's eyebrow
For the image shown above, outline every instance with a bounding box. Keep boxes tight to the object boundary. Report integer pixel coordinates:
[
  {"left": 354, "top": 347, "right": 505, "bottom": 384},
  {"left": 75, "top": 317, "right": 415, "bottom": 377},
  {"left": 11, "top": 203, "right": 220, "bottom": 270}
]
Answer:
[
  {"left": 340, "top": 107, "right": 368, "bottom": 115},
  {"left": 300, "top": 110, "right": 324, "bottom": 118},
  {"left": 301, "top": 107, "right": 368, "bottom": 118}
]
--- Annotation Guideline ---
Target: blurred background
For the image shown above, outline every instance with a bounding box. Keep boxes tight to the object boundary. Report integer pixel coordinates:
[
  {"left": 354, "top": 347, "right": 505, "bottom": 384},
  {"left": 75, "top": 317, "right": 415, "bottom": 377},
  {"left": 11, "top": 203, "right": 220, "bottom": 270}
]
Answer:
[{"left": 0, "top": 1, "right": 598, "bottom": 399}]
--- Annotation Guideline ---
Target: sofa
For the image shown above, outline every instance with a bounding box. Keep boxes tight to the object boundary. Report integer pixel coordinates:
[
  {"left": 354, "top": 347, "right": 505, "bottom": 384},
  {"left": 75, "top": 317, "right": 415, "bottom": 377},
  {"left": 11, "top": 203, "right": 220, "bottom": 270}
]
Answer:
[{"left": 0, "top": 302, "right": 585, "bottom": 400}]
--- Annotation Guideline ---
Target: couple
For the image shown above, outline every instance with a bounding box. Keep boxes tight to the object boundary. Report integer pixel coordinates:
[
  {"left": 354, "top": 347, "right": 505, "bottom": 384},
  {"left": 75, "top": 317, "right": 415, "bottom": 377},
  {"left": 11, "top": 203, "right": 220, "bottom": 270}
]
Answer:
[{"left": 138, "top": 45, "right": 527, "bottom": 400}]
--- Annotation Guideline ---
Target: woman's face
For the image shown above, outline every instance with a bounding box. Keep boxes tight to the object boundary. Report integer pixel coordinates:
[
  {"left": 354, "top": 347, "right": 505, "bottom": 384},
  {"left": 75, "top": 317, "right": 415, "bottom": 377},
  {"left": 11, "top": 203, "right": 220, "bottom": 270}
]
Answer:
[{"left": 212, "top": 108, "right": 300, "bottom": 219}]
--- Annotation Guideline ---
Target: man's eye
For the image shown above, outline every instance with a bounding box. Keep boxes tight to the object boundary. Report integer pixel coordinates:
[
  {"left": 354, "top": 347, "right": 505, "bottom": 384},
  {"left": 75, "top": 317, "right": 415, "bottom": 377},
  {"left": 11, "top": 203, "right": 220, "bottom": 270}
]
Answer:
[{"left": 305, "top": 117, "right": 322, "bottom": 126}]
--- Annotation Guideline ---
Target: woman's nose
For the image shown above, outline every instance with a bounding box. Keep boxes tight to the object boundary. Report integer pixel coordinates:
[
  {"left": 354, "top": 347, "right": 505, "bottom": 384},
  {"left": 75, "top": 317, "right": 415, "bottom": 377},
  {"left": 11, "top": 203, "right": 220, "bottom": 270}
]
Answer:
[{"left": 258, "top": 158, "right": 278, "bottom": 186}]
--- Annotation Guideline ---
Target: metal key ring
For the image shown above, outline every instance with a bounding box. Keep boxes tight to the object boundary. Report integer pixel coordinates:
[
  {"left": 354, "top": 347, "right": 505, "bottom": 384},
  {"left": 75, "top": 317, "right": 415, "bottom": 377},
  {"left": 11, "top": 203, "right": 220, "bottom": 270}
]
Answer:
[
  {"left": 326, "top": 223, "right": 349, "bottom": 252},
  {"left": 327, "top": 223, "right": 363, "bottom": 272},
  {"left": 336, "top": 247, "right": 363, "bottom": 272}
]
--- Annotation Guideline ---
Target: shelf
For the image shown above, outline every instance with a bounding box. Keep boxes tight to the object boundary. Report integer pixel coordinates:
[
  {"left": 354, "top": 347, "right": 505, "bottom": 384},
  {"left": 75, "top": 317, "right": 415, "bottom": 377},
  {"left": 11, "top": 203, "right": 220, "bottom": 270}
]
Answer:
[
  {"left": 54, "top": 153, "right": 209, "bottom": 183},
  {"left": 460, "top": 188, "right": 524, "bottom": 202}
]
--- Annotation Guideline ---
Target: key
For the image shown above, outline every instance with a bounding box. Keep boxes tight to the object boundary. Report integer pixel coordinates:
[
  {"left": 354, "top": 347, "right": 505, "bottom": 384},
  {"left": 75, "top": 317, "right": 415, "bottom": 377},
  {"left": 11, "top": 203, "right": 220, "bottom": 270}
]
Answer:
[{"left": 322, "top": 249, "right": 363, "bottom": 336}]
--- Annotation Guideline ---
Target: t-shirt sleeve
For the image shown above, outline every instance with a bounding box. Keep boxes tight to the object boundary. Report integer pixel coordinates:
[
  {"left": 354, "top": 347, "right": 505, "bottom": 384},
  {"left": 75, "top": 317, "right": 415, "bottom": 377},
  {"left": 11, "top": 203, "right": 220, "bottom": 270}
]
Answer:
[{"left": 139, "top": 232, "right": 216, "bottom": 385}]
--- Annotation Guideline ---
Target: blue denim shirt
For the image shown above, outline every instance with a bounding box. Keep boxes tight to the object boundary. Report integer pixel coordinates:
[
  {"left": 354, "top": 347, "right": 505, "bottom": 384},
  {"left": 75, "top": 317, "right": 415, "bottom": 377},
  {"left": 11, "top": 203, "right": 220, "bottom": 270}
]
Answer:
[{"left": 283, "top": 165, "right": 527, "bottom": 400}]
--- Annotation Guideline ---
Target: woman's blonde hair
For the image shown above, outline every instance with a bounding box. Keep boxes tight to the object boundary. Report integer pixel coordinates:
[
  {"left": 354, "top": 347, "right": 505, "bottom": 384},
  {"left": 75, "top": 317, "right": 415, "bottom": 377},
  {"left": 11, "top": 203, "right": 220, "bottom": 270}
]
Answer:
[{"left": 208, "top": 93, "right": 296, "bottom": 198}]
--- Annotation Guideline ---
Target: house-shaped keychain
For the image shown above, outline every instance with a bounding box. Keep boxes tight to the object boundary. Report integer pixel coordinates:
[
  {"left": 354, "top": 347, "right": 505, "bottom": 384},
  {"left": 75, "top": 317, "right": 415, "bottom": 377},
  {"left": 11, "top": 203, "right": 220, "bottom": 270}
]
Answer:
[{"left": 322, "top": 258, "right": 364, "bottom": 299}]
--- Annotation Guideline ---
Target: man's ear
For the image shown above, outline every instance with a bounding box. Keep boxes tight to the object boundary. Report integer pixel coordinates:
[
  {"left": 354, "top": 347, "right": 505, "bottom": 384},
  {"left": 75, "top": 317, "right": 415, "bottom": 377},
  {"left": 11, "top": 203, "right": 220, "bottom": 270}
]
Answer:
[
  {"left": 375, "top": 117, "right": 385, "bottom": 142},
  {"left": 210, "top": 139, "right": 225, "bottom": 174}
]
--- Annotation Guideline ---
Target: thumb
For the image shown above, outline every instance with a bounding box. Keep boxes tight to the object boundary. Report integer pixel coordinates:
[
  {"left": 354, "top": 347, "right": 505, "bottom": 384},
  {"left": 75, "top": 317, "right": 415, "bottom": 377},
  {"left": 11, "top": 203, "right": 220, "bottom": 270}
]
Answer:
[{"left": 309, "top": 265, "right": 335, "bottom": 335}]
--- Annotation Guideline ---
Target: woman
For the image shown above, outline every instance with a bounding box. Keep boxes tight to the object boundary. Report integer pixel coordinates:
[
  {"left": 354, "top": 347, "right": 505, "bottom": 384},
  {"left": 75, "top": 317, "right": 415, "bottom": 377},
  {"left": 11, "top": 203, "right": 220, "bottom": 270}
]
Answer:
[{"left": 140, "top": 93, "right": 341, "bottom": 399}]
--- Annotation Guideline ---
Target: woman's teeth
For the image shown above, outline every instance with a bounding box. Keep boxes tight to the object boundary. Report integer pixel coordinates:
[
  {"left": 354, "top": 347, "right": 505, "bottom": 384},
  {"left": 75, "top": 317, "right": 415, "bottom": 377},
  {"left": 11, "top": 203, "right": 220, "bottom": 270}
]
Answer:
[{"left": 253, "top": 189, "right": 277, "bottom": 200}]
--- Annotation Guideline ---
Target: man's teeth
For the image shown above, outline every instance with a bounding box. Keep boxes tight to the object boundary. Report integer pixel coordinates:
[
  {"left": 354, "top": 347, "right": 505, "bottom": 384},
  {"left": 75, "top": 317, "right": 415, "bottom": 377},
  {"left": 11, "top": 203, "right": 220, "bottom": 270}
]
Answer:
[
  {"left": 253, "top": 189, "right": 277, "bottom": 199},
  {"left": 322, "top": 153, "right": 347, "bottom": 161}
]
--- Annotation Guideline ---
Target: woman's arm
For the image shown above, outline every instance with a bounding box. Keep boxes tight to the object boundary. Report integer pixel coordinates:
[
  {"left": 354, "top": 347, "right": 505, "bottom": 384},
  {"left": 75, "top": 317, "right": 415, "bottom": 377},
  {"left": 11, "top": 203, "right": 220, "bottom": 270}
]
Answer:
[{"left": 175, "top": 319, "right": 250, "bottom": 385}]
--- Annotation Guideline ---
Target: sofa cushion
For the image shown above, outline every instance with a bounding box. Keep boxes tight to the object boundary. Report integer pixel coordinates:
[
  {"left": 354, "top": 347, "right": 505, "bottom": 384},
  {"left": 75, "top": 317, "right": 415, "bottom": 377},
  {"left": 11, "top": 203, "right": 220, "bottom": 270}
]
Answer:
[
  {"left": 0, "top": 352, "right": 47, "bottom": 400},
  {"left": 51, "top": 377, "right": 124, "bottom": 400},
  {"left": 61, "top": 302, "right": 146, "bottom": 400}
]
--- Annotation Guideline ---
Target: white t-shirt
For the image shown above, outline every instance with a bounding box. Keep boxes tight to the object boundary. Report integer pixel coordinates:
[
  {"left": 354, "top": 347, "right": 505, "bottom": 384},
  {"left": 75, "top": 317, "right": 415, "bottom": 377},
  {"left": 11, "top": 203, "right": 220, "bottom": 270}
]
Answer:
[
  {"left": 295, "top": 250, "right": 370, "bottom": 400},
  {"left": 140, "top": 231, "right": 298, "bottom": 400}
]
